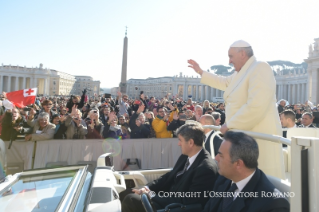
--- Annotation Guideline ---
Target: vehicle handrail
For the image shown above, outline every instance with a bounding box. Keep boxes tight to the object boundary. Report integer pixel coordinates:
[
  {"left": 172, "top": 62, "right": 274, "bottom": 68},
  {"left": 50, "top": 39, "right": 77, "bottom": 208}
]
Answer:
[{"left": 202, "top": 125, "right": 291, "bottom": 146}]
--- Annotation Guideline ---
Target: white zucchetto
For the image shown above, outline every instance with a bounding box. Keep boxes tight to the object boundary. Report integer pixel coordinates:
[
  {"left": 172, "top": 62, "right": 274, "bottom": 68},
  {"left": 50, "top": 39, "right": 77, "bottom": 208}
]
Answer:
[{"left": 230, "top": 40, "right": 251, "bottom": 48}]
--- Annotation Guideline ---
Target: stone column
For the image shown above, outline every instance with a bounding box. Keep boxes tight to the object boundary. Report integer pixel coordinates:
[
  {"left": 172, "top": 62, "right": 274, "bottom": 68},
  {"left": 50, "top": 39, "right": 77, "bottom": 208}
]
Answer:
[
  {"left": 8, "top": 76, "right": 11, "bottom": 92},
  {"left": 297, "top": 83, "right": 301, "bottom": 103},
  {"left": 311, "top": 69, "right": 319, "bottom": 104},
  {"left": 201, "top": 85, "right": 204, "bottom": 101},
  {"left": 23, "top": 77, "right": 26, "bottom": 89},
  {"left": 287, "top": 84, "right": 290, "bottom": 104},
  {"left": 307, "top": 69, "right": 312, "bottom": 101},
  {"left": 0, "top": 75, "right": 3, "bottom": 93},
  {"left": 175, "top": 84, "right": 178, "bottom": 96},
  {"left": 44, "top": 78, "right": 47, "bottom": 95},
  {"left": 196, "top": 85, "right": 199, "bottom": 101},
  {"left": 191, "top": 85, "right": 193, "bottom": 98},
  {"left": 210, "top": 87, "right": 214, "bottom": 100},
  {"left": 15, "top": 77, "right": 19, "bottom": 91},
  {"left": 183, "top": 83, "right": 187, "bottom": 100}
]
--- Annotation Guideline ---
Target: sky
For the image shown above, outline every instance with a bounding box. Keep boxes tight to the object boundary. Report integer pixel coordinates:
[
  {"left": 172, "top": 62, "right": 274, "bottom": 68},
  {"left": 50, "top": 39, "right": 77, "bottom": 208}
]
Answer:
[{"left": 1, "top": 0, "right": 319, "bottom": 88}]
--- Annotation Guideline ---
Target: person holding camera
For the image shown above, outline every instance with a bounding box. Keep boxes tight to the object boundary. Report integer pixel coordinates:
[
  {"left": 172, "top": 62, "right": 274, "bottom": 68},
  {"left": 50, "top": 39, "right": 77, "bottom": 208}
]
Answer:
[
  {"left": 132, "top": 91, "right": 148, "bottom": 113},
  {"left": 167, "top": 110, "right": 187, "bottom": 137},
  {"left": 182, "top": 98, "right": 195, "bottom": 111},
  {"left": 129, "top": 104, "right": 150, "bottom": 139},
  {"left": 66, "top": 89, "right": 86, "bottom": 112},
  {"left": 103, "top": 111, "right": 125, "bottom": 139},
  {"left": 0, "top": 108, "right": 30, "bottom": 141},
  {"left": 52, "top": 114, "right": 67, "bottom": 139},
  {"left": 85, "top": 110, "right": 104, "bottom": 139},
  {"left": 64, "top": 105, "right": 87, "bottom": 139}
]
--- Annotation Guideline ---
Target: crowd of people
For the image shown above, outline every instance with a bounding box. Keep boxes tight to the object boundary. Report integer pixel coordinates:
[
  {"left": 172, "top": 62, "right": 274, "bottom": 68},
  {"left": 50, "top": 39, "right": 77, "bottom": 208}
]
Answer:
[
  {"left": 0, "top": 89, "right": 317, "bottom": 144},
  {"left": 0, "top": 89, "right": 227, "bottom": 144}
]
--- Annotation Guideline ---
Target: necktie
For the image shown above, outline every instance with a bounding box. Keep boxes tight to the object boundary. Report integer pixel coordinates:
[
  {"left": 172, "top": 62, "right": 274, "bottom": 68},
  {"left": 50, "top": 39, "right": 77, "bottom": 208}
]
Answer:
[
  {"left": 222, "top": 183, "right": 238, "bottom": 211},
  {"left": 176, "top": 159, "right": 190, "bottom": 178}
]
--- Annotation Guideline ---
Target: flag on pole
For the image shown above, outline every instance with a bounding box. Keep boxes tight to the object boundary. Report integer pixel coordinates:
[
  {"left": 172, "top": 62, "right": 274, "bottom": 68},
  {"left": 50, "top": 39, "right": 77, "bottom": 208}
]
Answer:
[{"left": 6, "top": 88, "right": 37, "bottom": 108}]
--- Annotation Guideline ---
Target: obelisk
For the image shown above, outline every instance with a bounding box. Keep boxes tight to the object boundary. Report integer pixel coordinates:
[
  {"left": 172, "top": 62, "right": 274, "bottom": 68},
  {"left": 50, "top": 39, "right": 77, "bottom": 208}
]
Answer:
[{"left": 120, "top": 27, "right": 128, "bottom": 93}]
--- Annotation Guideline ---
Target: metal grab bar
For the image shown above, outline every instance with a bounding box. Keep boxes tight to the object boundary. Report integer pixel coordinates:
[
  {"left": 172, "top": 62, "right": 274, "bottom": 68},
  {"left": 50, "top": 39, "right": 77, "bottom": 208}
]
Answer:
[{"left": 202, "top": 125, "right": 291, "bottom": 146}]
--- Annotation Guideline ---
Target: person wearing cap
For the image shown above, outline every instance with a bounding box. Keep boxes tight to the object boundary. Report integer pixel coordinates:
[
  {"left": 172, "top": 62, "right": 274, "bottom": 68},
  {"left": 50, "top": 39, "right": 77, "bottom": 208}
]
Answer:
[{"left": 188, "top": 40, "right": 284, "bottom": 179}]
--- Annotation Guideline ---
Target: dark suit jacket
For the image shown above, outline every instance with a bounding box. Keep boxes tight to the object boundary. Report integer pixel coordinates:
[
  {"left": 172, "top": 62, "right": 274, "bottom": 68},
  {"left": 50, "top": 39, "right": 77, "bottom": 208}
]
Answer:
[
  {"left": 203, "top": 168, "right": 290, "bottom": 212},
  {"left": 205, "top": 130, "right": 223, "bottom": 156},
  {"left": 147, "top": 149, "right": 219, "bottom": 208}
]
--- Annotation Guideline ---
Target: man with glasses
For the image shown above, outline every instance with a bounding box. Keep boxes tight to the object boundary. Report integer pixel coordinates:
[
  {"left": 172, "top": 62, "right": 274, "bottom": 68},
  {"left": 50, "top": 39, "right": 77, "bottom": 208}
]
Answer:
[
  {"left": 152, "top": 106, "right": 172, "bottom": 138},
  {"left": 37, "top": 100, "right": 57, "bottom": 123}
]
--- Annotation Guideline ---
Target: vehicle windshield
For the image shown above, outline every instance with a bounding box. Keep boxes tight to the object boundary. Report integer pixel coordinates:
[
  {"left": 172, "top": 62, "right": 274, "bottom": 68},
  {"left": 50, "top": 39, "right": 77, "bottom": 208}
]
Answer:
[{"left": 0, "top": 170, "right": 77, "bottom": 211}]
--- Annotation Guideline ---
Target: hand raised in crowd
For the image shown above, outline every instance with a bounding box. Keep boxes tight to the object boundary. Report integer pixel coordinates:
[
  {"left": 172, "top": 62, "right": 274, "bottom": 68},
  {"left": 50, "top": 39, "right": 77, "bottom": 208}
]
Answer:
[
  {"left": 59, "top": 115, "right": 67, "bottom": 123},
  {"left": 28, "top": 108, "right": 36, "bottom": 120},
  {"left": 168, "top": 103, "right": 175, "bottom": 111},
  {"left": 108, "top": 112, "right": 116, "bottom": 125},
  {"left": 117, "top": 91, "right": 122, "bottom": 97},
  {"left": 187, "top": 59, "right": 203, "bottom": 75},
  {"left": 137, "top": 104, "right": 145, "bottom": 114},
  {"left": 71, "top": 104, "right": 78, "bottom": 116}
]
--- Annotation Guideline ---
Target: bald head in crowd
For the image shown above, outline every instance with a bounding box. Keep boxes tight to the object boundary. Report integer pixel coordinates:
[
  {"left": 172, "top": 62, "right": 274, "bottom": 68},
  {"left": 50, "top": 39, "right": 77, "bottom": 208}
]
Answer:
[{"left": 199, "top": 115, "right": 215, "bottom": 134}]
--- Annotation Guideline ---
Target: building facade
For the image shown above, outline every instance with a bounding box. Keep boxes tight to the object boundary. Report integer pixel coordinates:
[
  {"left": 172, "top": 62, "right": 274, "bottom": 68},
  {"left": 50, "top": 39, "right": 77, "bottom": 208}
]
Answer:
[
  {"left": 305, "top": 37, "right": 319, "bottom": 105},
  {"left": 126, "top": 72, "right": 228, "bottom": 101},
  {"left": 127, "top": 69, "right": 312, "bottom": 104},
  {"left": 0, "top": 64, "right": 100, "bottom": 96},
  {"left": 74, "top": 76, "right": 101, "bottom": 97}
]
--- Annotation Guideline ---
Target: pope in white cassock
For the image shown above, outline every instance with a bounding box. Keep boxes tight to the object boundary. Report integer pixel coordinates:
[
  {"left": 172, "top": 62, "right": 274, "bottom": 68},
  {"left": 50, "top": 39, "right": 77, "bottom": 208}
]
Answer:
[{"left": 188, "top": 40, "right": 285, "bottom": 179}]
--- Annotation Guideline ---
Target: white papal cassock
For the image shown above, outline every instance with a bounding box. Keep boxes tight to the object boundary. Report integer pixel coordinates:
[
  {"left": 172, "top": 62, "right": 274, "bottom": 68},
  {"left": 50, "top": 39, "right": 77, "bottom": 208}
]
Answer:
[{"left": 201, "top": 55, "right": 285, "bottom": 179}]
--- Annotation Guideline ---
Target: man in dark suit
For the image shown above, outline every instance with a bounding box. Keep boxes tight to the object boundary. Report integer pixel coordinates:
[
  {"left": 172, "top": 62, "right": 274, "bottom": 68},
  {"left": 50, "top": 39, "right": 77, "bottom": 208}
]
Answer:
[
  {"left": 199, "top": 114, "right": 223, "bottom": 156},
  {"left": 203, "top": 131, "right": 290, "bottom": 212},
  {"left": 121, "top": 122, "right": 219, "bottom": 212},
  {"left": 298, "top": 112, "right": 316, "bottom": 128}
]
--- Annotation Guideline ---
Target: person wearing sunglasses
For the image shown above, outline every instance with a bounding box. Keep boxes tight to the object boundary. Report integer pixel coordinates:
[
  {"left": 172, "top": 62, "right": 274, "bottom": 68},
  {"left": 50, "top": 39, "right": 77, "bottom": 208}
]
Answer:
[{"left": 37, "top": 100, "right": 57, "bottom": 123}]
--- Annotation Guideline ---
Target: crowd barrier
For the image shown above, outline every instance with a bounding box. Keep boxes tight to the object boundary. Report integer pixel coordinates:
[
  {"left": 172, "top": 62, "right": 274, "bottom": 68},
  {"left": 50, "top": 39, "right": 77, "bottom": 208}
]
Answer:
[{"left": 1, "top": 138, "right": 181, "bottom": 175}]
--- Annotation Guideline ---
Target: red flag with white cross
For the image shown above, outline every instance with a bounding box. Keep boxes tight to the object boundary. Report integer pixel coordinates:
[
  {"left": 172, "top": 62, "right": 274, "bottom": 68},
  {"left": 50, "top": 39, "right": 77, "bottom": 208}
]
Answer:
[{"left": 6, "top": 88, "right": 37, "bottom": 108}]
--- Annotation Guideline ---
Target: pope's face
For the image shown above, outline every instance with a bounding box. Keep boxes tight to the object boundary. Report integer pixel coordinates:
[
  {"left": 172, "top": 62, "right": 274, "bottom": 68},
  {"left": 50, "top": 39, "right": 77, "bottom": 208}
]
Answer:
[{"left": 228, "top": 47, "right": 246, "bottom": 72}]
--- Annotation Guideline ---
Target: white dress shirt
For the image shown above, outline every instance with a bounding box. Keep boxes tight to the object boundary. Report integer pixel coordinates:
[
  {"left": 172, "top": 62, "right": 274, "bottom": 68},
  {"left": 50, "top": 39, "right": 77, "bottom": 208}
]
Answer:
[
  {"left": 186, "top": 149, "right": 202, "bottom": 170},
  {"left": 232, "top": 170, "right": 256, "bottom": 200},
  {"left": 204, "top": 131, "right": 213, "bottom": 143}
]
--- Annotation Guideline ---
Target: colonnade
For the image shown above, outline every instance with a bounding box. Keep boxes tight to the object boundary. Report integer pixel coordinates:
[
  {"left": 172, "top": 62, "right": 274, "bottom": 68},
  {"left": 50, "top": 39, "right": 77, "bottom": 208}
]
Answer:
[{"left": 0, "top": 75, "right": 47, "bottom": 94}]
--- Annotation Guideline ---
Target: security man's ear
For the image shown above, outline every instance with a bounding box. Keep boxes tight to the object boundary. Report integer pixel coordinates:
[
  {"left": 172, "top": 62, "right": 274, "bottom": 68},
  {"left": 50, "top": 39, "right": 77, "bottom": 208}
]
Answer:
[
  {"left": 235, "top": 159, "right": 245, "bottom": 169},
  {"left": 188, "top": 138, "right": 195, "bottom": 146}
]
